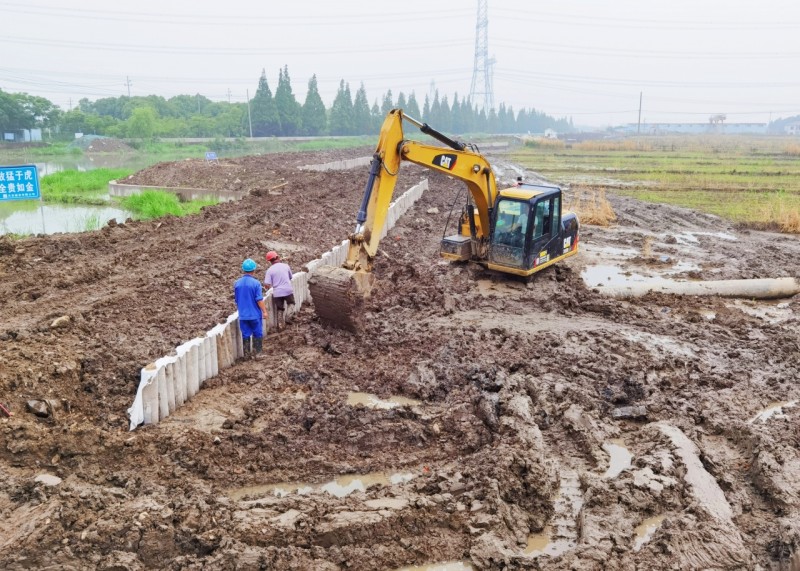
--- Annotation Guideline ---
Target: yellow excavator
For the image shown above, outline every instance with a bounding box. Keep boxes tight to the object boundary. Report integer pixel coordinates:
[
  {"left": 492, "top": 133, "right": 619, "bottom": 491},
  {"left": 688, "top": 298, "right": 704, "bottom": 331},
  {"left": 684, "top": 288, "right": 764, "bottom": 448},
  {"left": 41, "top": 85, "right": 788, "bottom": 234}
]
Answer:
[{"left": 309, "top": 109, "right": 580, "bottom": 329}]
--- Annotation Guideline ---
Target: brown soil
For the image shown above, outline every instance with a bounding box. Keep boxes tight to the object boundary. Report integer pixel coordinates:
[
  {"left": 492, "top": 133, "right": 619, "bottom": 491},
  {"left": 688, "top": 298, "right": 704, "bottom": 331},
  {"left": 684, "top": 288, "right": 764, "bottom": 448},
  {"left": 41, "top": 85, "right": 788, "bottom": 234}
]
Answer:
[
  {"left": 1, "top": 148, "right": 800, "bottom": 570},
  {"left": 85, "top": 138, "right": 135, "bottom": 154}
]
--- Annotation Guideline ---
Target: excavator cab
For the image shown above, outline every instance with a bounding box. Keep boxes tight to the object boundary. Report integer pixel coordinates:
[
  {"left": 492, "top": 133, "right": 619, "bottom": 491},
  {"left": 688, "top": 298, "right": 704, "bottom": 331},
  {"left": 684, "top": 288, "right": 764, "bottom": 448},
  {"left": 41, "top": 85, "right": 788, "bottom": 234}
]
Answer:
[{"left": 487, "top": 183, "right": 579, "bottom": 276}]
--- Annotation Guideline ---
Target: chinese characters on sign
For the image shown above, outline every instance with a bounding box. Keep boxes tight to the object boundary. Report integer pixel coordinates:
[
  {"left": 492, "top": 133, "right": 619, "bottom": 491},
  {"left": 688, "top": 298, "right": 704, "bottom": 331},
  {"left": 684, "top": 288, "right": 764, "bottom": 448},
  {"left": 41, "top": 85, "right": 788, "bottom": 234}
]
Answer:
[{"left": 0, "top": 165, "right": 40, "bottom": 201}]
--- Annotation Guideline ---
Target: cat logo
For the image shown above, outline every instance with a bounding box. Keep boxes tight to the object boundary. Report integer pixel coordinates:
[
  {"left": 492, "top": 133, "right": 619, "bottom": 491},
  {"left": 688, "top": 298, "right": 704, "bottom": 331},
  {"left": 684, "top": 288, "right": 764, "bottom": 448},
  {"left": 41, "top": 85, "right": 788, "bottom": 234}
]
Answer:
[{"left": 433, "top": 153, "right": 458, "bottom": 171}]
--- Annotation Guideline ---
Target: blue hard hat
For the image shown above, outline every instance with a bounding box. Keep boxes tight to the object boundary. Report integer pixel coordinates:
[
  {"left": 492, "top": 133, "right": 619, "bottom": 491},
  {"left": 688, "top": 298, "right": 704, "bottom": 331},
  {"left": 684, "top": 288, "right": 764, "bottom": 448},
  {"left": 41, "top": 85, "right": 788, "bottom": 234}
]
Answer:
[{"left": 241, "top": 258, "right": 257, "bottom": 272}]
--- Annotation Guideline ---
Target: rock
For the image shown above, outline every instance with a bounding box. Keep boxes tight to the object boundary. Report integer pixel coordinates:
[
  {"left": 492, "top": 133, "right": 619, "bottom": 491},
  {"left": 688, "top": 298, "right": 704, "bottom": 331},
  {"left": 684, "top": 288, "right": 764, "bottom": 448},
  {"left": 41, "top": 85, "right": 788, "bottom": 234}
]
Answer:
[
  {"left": 26, "top": 400, "right": 49, "bottom": 417},
  {"left": 50, "top": 315, "right": 72, "bottom": 329},
  {"left": 426, "top": 207, "right": 439, "bottom": 214},
  {"left": 612, "top": 405, "right": 648, "bottom": 420},
  {"left": 35, "top": 473, "right": 63, "bottom": 486}
]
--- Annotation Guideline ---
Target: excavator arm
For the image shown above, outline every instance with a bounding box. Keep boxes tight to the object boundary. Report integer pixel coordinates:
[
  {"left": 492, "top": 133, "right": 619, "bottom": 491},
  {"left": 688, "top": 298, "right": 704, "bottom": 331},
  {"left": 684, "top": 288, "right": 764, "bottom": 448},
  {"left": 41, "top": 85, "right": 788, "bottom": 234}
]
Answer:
[
  {"left": 347, "top": 109, "right": 498, "bottom": 271},
  {"left": 309, "top": 109, "right": 499, "bottom": 330}
]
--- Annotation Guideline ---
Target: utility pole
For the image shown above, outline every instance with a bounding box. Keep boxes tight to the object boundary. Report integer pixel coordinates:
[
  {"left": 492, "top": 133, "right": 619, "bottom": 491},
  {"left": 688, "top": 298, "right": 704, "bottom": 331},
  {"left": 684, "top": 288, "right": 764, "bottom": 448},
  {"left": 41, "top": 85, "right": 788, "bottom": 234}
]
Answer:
[
  {"left": 246, "top": 88, "right": 253, "bottom": 138},
  {"left": 125, "top": 76, "right": 132, "bottom": 97},
  {"left": 227, "top": 89, "right": 232, "bottom": 104},
  {"left": 637, "top": 91, "right": 642, "bottom": 135}
]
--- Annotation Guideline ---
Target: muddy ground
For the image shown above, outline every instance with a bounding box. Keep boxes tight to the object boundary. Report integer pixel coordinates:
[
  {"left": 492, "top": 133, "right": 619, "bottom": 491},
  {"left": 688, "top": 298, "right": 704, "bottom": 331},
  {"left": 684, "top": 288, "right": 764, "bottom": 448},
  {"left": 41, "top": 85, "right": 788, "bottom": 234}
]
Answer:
[{"left": 1, "top": 146, "right": 799, "bottom": 570}]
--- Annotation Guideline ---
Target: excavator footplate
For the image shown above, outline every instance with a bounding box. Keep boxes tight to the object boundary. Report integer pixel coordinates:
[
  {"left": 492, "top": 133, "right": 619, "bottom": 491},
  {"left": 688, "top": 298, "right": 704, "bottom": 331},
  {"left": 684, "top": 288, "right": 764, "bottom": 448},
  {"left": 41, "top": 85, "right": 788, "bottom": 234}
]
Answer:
[{"left": 308, "top": 266, "right": 375, "bottom": 331}]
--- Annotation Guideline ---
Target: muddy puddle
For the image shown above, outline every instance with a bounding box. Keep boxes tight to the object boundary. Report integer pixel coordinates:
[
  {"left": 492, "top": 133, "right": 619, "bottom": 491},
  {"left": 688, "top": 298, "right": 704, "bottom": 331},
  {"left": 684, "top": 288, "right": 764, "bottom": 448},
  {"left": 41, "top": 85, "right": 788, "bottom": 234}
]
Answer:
[
  {"left": 228, "top": 471, "right": 416, "bottom": 501},
  {"left": 603, "top": 439, "right": 633, "bottom": 478},
  {"left": 673, "top": 231, "right": 738, "bottom": 244},
  {"left": 633, "top": 515, "right": 666, "bottom": 551},
  {"left": 581, "top": 262, "right": 699, "bottom": 289}
]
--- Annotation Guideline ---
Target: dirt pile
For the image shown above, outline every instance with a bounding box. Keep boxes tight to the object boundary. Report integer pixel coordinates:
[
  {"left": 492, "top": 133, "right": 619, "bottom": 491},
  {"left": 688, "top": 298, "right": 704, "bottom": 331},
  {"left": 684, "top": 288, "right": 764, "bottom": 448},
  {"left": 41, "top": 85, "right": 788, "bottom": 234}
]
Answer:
[
  {"left": 1, "top": 148, "right": 799, "bottom": 570},
  {"left": 72, "top": 135, "right": 134, "bottom": 154}
]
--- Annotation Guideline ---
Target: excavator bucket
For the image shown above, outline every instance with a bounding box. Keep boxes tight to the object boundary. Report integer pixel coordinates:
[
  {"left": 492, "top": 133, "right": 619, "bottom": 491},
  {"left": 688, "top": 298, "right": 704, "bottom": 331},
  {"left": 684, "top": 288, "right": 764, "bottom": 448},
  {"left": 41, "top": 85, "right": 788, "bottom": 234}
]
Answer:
[{"left": 308, "top": 266, "right": 375, "bottom": 331}]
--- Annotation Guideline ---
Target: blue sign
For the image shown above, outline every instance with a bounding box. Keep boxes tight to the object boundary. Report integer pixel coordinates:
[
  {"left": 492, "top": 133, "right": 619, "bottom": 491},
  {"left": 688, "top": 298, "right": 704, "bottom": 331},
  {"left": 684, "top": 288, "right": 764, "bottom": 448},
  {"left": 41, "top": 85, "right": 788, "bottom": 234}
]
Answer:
[
  {"left": 0, "top": 165, "right": 40, "bottom": 201},
  {"left": 205, "top": 151, "right": 218, "bottom": 162}
]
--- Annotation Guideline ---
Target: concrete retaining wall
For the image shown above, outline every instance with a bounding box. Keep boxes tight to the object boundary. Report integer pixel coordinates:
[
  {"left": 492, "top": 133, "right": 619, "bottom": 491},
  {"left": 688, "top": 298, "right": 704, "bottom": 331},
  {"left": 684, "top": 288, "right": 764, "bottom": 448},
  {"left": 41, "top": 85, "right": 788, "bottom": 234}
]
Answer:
[
  {"left": 299, "top": 156, "right": 372, "bottom": 172},
  {"left": 127, "top": 169, "right": 429, "bottom": 430},
  {"left": 109, "top": 180, "right": 243, "bottom": 203}
]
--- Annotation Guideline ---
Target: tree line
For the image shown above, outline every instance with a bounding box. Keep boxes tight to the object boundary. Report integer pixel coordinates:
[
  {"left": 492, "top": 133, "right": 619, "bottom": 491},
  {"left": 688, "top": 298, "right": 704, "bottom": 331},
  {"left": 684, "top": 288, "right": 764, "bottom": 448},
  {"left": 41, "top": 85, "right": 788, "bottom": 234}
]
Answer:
[{"left": 1, "top": 66, "right": 573, "bottom": 140}]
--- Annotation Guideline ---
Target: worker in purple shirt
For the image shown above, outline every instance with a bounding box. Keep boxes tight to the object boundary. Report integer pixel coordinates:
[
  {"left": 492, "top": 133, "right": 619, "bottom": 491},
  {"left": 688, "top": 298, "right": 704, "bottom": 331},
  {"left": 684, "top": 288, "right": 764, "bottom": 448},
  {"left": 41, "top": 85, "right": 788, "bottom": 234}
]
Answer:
[
  {"left": 234, "top": 258, "right": 268, "bottom": 357},
  {"left": 264, "top": 251, "right": 294, "bottom": 331}
]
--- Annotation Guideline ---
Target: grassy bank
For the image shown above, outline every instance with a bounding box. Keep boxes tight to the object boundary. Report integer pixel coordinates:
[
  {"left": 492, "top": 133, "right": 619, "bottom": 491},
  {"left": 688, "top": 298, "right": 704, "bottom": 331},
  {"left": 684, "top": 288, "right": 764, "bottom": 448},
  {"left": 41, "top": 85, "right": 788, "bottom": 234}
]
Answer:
[
  {"left": 120, "top": 190, "right": 216, "bottom": 219},
  {"left": 39, "top": 170, "right": 217, "bottom": 223},
  {"left": 513, "top": 135, "right": 800, "bottom": 232},
  {"left": 41, "top": 168, "right": 133, "bottom": 204}
]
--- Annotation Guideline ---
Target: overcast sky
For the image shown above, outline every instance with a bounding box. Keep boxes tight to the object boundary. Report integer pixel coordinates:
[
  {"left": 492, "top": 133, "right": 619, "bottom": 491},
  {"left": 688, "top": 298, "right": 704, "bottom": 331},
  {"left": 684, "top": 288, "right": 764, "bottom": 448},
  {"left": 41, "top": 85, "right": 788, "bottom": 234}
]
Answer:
[{"left": 2, "top": 0, "right": 799, "bottom": 128}]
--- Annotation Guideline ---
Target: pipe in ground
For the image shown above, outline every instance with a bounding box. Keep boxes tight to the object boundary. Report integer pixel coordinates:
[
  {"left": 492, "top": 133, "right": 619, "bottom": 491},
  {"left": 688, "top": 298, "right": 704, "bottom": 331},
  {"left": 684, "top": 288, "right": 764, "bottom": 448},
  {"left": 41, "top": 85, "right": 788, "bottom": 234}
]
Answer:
[{"left": 596, "top": 277, "right": 800, "bottom": 300}]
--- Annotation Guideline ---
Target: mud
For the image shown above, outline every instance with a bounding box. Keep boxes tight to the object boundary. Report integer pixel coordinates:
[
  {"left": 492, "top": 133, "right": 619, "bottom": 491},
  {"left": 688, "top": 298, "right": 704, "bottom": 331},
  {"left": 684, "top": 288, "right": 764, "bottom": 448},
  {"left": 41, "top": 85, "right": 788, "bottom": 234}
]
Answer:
[{"left": 1, "top": 147, "right": 800, "bottom": 570}]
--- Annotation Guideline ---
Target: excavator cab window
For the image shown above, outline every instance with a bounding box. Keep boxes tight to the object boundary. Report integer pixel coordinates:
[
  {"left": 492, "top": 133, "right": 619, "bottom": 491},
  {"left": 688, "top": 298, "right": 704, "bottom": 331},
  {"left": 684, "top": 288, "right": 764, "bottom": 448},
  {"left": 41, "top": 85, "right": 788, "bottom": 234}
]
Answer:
[{"left": 489, "top": 199, "right": 530, "bottom": 267}]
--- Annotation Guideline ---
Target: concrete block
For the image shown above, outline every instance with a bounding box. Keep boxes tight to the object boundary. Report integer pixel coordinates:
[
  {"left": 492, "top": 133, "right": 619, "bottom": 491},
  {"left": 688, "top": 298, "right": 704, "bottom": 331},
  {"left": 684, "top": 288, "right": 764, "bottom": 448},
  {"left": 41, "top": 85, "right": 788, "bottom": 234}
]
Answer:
[
  {"left": 157, "top": 365, "right": 169, "bottom": 421},
  {"left": 165, "top": 361, "right": 176, "bottom": 414}
]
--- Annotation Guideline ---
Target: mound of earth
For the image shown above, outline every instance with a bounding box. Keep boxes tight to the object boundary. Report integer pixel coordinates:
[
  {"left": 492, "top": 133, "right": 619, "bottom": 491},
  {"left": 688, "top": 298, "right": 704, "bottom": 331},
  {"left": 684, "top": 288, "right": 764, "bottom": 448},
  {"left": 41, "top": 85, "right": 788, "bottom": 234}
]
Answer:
[
  {"left": 122, "top": 148, "right": 371, "bottom": 192},
  {"left": 1, "top": 147, "right": 799, "bottom": 570},
  {"left": 73, "top": 135, "right": 134, "bottom": 154}
]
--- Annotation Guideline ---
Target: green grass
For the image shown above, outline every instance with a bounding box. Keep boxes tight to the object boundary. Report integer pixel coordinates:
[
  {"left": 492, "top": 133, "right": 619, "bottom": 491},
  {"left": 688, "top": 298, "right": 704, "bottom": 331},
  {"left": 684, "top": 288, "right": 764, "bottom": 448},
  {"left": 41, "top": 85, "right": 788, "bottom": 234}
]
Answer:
[
  {"left": 513, "top": 135, "right": 800, "bottom": 232},
  {"left": 0, "top": 143, "right": 82, "bottom": 158},
  {"left": 41, "top": 168, "right": 133, "bottom": 204},
  {"left": 82, "top": 213, "right": 103, "bottom": 231},
  {"left": 120, "top": 190, "right": 216, "bottom": 219}
]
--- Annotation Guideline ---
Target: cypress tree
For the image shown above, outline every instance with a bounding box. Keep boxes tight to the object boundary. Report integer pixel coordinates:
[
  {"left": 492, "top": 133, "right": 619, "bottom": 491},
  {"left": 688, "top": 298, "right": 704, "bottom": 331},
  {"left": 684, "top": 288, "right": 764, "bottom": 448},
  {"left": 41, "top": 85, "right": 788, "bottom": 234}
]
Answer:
[
  {"left": 251, "top": 69, "right": 280, "bottom": 136},
  {"left": 329, "top": 80, "right": 354, "bottom": 135},
  {"left": 353, "top": 83, "right": 372, "bottom": 135},
  {"left": 301, "top": 75, "right": 327, "bottom": 135},
  {"left": 275, "top": 65, "right": 301, "bottom": 136}
]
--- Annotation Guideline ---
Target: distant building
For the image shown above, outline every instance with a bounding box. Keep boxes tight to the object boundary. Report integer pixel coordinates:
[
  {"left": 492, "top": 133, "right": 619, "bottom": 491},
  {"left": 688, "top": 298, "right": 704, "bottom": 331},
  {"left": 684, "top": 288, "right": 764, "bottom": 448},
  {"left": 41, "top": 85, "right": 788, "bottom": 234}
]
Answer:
[
  {"left": 785, "top": 123, "right": 800, "bottom": 135},
  {"left": 621, "top": 123, "right": 767, "bottom": 135},
  {"left": 544, "top": 128, "right": 558, "bottom": 139},
  {"left": 2, "top": 129, "right": 42, "bottom": 142}
]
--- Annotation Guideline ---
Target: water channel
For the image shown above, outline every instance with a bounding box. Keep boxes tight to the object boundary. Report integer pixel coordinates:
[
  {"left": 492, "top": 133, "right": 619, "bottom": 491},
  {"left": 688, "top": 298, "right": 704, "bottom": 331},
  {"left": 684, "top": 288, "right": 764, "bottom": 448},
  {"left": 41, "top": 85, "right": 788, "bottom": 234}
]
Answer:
[{"left": 0, "top": 155, "right": 153, "bottom": 237}]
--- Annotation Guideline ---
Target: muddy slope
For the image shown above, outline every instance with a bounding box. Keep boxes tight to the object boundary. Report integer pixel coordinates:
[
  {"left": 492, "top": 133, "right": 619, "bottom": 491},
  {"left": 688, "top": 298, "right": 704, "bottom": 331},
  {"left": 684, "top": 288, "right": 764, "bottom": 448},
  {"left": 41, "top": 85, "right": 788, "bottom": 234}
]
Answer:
[{"left": 1, "top": 148, "right": 799, "bottom": 570}]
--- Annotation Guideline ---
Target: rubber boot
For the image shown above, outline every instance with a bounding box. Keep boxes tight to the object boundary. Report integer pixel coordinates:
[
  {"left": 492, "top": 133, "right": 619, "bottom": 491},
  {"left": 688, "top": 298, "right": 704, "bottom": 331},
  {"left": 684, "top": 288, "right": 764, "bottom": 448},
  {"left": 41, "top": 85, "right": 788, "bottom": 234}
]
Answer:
[
  {"left": 253, "top": 337, "right": 264, "bottom": 359},
  {"left": 242, "top": 335, "right": 252, "bottom": 359},
  {"left": 277, "top": 310, "right": 286, "bottom": 331}
]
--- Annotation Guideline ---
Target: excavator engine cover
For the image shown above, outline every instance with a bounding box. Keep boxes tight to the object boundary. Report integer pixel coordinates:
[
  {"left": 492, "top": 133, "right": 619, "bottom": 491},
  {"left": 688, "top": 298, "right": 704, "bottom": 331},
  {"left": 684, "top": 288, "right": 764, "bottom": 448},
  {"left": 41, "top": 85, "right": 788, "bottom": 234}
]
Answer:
[{"left": 309, "top": 266, "right": 375, "bottom": 332}]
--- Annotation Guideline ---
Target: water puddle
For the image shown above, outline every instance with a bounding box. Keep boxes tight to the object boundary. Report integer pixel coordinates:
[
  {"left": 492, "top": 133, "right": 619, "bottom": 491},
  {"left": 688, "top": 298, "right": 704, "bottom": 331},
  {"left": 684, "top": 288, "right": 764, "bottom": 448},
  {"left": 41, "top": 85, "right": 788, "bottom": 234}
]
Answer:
[
  {"left": 603, "top": 439, "right": 633, "bottom": 478},
  {"left": 583, "top": 245, "right": 639, "bottom": 258},
  {"left": 228, "top": 471, "right": 416, "bottom": 501},
  {"left": 749, "top": 400, "right": 798, "bottom": 424},
  {"left": 524, "top": 526, "right": 576, "bottom": 557},
  {"left": 0, "top": 202, "right": 132, "bottom": 235},
  {"left": 393, "top": 562, "right": 473, "bottom": 571},
  {"left": 673, "top": 231, "right": 737, "bottom": 244},
  {"left": 633, "top": 515, "right": 665, "bottom": 551},
  {"left": 347, "top": 392, "right": 421, "bottom": 410},
  {"left": 581, "top": 261, "right": 700, "bottom": 290}
]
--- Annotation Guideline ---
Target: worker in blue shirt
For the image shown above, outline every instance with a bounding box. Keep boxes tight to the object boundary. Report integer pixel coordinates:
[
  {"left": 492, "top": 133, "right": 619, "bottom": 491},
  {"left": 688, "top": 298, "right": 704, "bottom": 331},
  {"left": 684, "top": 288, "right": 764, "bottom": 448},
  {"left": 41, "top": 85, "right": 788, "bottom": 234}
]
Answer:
[{"left": 234, "top": 258, "right": 268, "bottom": 357}]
